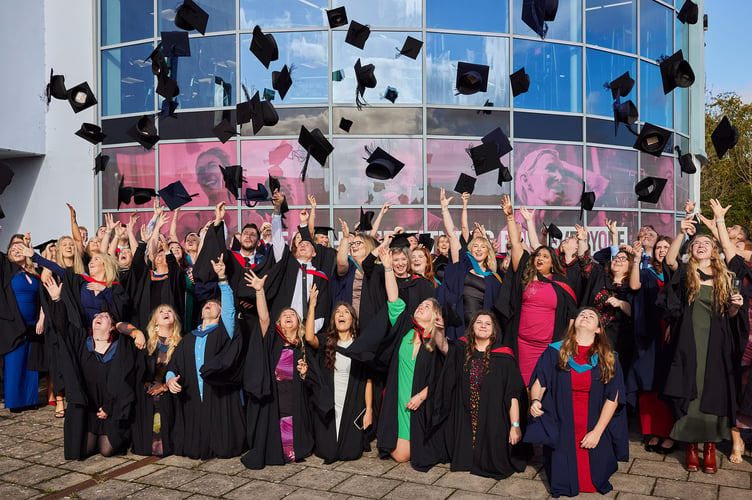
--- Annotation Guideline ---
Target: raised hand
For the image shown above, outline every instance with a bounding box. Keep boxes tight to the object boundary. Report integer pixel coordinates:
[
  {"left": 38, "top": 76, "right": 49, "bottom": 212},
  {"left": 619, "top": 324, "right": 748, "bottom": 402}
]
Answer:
[
  {"left": 519, "top": 206, "right": 535, "bottom": 221},
  {"left": 380, "top": 201, "right": 391, "bottom": 214},
  {"left": 501, "top": 195, "right": 513, "bottom": 217},
  {"left": 440, "top": 188, "right": 453, "bottom": 210},
  {"left": 214, "top": 201, "right": 226, "bottom": 225},
  {"left": 307, "top": 194, "right": 317, "bottom": 209},
  {"left": 338, "top": 218, "right": 350, "bottom": 238},
  {"left": 680, "top": 214, "right": 697, "bottom": 235},
  {"left": 709, "top": 198, "right": 730, "bottom": 219},
  {"left": 461, "top": 192, "right": 470, "bottom": 204},
  {"left": 379, "top": 245, "right": 392, "bottom": 268},
  {"left": 308, "top": 283, "right": 319, "bottom": 308},
  {"left": 43, "top": 275, "right": 63, "bottom": 301},
  {"left": 605, "top": 218, "right": 617, "bottom": 234},
  {"left": 684, "top": 199, "right": 696, "bottom": 214},
  {"left": 211, "top": 254, "right": 226, "bottom": 280},
  {"left": 244, "top": 269, "right": 267, "bottom": 291}
]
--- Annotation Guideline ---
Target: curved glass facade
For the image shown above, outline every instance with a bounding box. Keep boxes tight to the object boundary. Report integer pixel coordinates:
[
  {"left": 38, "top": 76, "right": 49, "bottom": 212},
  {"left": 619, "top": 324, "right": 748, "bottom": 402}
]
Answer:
[{"left": 98, "top": 0, "right": 697, "bottom": 247}]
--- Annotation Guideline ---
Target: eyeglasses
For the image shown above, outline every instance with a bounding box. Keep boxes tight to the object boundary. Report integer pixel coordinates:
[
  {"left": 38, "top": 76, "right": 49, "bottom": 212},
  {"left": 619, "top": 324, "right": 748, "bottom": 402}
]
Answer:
[
  {"left": 613, "top": 255, "right": 629, "bottom": 262},
  {"left": 349, "top": 241, "right": 364, "bottom": 248}
]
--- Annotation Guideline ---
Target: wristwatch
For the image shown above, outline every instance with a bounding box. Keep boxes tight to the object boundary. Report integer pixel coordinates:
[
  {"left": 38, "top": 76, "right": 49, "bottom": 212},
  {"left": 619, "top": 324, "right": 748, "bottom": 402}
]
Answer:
[{"left": 512, "top": 422, "right": 520, "bottom": 428}]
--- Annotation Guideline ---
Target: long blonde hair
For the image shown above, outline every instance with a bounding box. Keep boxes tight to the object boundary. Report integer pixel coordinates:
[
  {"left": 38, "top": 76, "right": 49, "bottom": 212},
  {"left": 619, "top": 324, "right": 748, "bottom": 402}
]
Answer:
[
  {"left": 276, "top": 307, "right": 307, "bottom": 361},
  {"left": 412, "top": 298, "right": 442, "bottom": 353},
  {"left": 56, "top": 236, "right": 86, "bottom": 274},
  {"left": 685, "top": 235, "right": 735, "bottom": 315},
  {"left": 468, "top": 236, "right": 497, "bottom": 272},
  {"left": 89, "top": 252, "right": 120, "bottom": 287},
  {"left": 558, "top": 307, "right": 616, "bottom": 384},
  {"left": 146, "top": 304, "right": 182, "bottom": 362}
]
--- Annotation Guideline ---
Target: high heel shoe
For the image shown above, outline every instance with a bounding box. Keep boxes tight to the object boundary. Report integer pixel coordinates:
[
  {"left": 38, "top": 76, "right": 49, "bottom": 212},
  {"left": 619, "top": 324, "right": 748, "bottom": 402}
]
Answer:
[
  {"left": 686, "top": 443, "right": 699, "bottom": 472},
  {"left": 702, "top": 442, "right": 717, "bottom": 473}
]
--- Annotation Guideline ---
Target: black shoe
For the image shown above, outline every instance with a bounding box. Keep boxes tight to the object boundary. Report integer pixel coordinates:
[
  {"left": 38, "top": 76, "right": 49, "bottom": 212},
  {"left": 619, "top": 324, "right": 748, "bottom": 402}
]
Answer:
[
  {"left": 656, "top": 438, "right": 677, "bottom": 455},
  {"left": 644, "top": 435, "right": 660, "bottom": 452}
]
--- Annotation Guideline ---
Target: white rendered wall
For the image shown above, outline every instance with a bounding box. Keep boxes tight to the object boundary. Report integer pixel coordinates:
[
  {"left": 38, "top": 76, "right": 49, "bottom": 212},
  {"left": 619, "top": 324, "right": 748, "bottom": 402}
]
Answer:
[{"left": 0, "top": 0, "right": 97, "bottom": 248}]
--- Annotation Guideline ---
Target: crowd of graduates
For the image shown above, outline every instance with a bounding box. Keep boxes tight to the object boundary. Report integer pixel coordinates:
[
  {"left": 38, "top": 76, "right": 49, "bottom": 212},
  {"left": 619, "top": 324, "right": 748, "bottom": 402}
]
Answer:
[{"left": 1, "top": 188, "right": 751, "bottom": 497}]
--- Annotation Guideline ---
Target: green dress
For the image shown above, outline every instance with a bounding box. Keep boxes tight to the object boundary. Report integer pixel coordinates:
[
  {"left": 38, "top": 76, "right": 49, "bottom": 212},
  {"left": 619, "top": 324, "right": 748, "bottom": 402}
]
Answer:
[
  {"left": 397, "top": 331, "right": 418, "bottom": 440},
  {"left": 670, "top": 285, "right": 730, "bottom": 443}
]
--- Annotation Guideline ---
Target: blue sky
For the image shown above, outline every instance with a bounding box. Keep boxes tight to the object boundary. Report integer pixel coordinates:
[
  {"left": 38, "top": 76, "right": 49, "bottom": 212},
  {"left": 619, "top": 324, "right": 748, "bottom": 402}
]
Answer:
[{"left": 704, "top": 0, "right": 752, "bottom": 101}]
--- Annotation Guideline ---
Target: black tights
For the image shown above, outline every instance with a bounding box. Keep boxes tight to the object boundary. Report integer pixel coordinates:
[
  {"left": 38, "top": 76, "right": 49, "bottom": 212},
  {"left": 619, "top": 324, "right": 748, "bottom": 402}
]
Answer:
[{"left": 85, "top": 432, "right": 115, "bottom": 457}]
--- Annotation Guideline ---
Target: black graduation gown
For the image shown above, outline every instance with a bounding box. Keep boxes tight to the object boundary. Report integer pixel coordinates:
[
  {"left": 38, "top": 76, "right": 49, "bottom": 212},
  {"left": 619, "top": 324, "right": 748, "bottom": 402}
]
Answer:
[
  {"left": 241, "top": 323, "right": 328, "bottom": 469},
  {"left": 119, "top": 242, "right": 147, "bottom": 308},
  {"left": 494, "top": 251, "right": 577, "bottom": 356},
  {"left": 658, "top": 256, "right": 750, "bottom": 423},
  {"left": 305, "top": 332, "right": 371, "bottom": 463},
  {"left": 46, "top": 300, "right": 136, "bottom": 460},
  {"left": 524, "top": 346, "right": 629, "bottom": 497},
  {"left": 435, "top": 339, "right": 527, "bottom": 479},
  {"left": 131, "top": 348, "right": 179, "bottom": 456},
  {"left": 0, "top": 252, "right": 30, "bottom": 356},
  {"left": 166, "top": 321, "right": 245, "bottom": 459},
  {"left": 132, "top": 254, "right": 186, "bottom": 330},
  {"left": 375, "top": 306, "right": 446, "bottom": 472}
]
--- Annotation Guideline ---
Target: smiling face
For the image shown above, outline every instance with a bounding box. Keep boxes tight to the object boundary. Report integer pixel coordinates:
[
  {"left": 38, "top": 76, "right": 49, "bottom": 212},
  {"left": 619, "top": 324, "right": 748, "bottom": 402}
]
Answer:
[
  {"left": 392, "top": 250, "right": 410, "bottom": 277},
  {"left": 156, "top": 306, "right": 175, "bottom": 328},
  {"left": 574, "top": 308, "right": 601, "bottom": 335},
  {"left": 201, "top": 300, "right": 221, "bottom": 322},
  {"left": 184, "top": 233, "right": 199, "bottom": 253},
  {"left": 278, "top": 308, "right": 300, "bottom": 331},
  {"left": 691, "top": 235, "right": 715, "bottom": 261},
  {"left": 533, "top": 247, "right": 554, "bottom": 275},
  {"left": 169, "top": 242, "right": 183, "bottom": 260},
  {"left": 92, "top": 311, "right": 114, "bottom": 336},
  {"left": 195, "top": 152, "right": 224, "bottom": 198},
  {"left": 436, "top": 235, "right": 450, "bottom": 255},
  {"left": 470, "top": 239, "right": 490, "bottom": 264},
  {"left": 88, "top": 253, "right": 105, "bottom": 277},
  {"left": 314, "top": 233, "right": 330, "bottom": 247},
  {"left": 654, "top": 240, "right": 670, "bottom": 262},
  {"left": 518, "top": 151, "right": 581, "bottom": 205},
  {"left": 59, "top": 237, "right": 76, "bottom": 258},
  {"left": 8, "top": 240, "right": 26, "bottom": 264},
  {"left": 411, "top": 250, "right": 428, "bottom": 275},
  {"left": 333, "top": 304, "right": 353, "bottom": 332},
  {"left": 118, "top": 247, "right": 133, "bottom": 268},
  {"left": 240, "top": 226, "right": 259, "bottom": 252},
  {"left": 472, "top": 314, "right": 494, "bottom": 341},
  {"left": 349, "top": 236, "right": 367, "bottom": 260}
]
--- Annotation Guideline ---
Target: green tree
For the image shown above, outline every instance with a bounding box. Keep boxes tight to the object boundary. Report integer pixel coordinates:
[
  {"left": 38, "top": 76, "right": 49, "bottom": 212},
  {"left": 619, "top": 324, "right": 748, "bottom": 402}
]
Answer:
[{"left": 702, "top": 92, "right": 752, "bottom": 227}]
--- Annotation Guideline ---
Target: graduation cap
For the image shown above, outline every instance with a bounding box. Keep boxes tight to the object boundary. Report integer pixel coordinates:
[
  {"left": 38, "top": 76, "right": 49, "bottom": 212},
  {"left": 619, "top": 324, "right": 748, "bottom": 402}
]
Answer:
[
  {"left": 365, "top": 147, "right": 405, "bottom": 180},
  {"left": 359, "top": 207, "right": 374, "bottom": 232},
  {"left": 481, "top": 127, "right": 513, "bottom": 157},
  {"left": 67, "top": 82, "right": 97, "bottom": 113},
  {"left": 674, "top": 146, "right": 708, "bottom": 175},
  {"left": 161, "top": 31, "right": 191, "bottom": 57},
  {"left": 456, "top": 62, "right": 489, "bottom": 95},
  {"left": 510, "top": 67, "right": 530, "bottom": 97},
  {"left": 156, "top": 75, "right": 180, "bottom": 100},
  {"left": 161, "top": 98, "right": 179, "bottom": 119},
  {"left": 454, "top": 173, "right": 476, "bottom": 195},
  {"left": 390, "top": 232, "right": 416, "bottom": 248},
  {"left": 248, "top": 91, "right": 279, "bottom": 135},
  {"left": 314, "top": 226, "right": 335, "bottom": 243},
  {"left": 268, "top": 174, "right": 289, "bottom": 215},
  {"left": 418, "top": 233, "right": 434, "bottom": 250},
  {"left": 711, "top": 115, "right": 738, "bottom": 159},
  {"left": 263, "top": 87, "right": 275, "bottom": 101},
  {"left": 384, "top": 86, "right": 398, "bottom": 103},
  {"left": 298, "top": 126, "right": 334, "bottom": 181},
  {"left": 327, "top": 6, "right": 348, "bottom": 28},
  {"left": 635, "top": 176, "right": 667, "bottom": 204},
  {"left": 522, "top": 0, "right": 559, "bottom": 38},
  {"left": 339, "top": 117, "right": 353, "bottom": 132},
  {"left": 497, "top": 165, "right": 513, "bottom": 185},
  {"left": 345, "top": 20, "right": 370, "bottom": 49},
  {"left": 613, "top": 98, "right": 638, "bottom": 135},
  {"left": 272, "top": 65, "right": 292, "bottom": 100},
  {"left": 545, "top": 223, "right": 563, "bottom": 245},
  {"left": 468, "top": 143, "right": 502, "bottom": 175},
  {"left": 580, "top": 183, "right": 596, "bottom": 220},
  {"left": 677, "top": 0, "right": 699, "bottom": 25},
  {"left": 633, "top": 122, "right": 671, "bottom": 157},
  {"left": 119, "top": 177, "right": 157, "bottom": 207},
  {"left": 94, "top": 153, "right": 110, "bottom": 175},
  {"left": 75, "top": 123, "right": 106, "bottom": 145},
  {"left": 659, "top": 50, "right": 695, "bottom": 94},
  {"left": 397, "top": 36, "right": 423, "bottom": 59},
  {"left": 0, "top": 162, "right": 14, "bottom": 194},
  {"left": 332, "top": 69, "right": 345, "bottom": 82},
  {"left": 236, "top": 88, "right": 252, "bottom": 125},
  {"left": 33, "top": 239, "right": 57, "bottom": 252},
  {"left": 46, "top": 69, "right": 67, "bottom": 103},
  {"left": 159, "top": 180, "right": 198, "bottom": 210},
  {"left": 212, "top": 118, "right": 237, "bottom": 144},
  {"left": 219, "top": 165, "right": 244, "bottom": 200},
  {"left": 147, "top": 45, "right": 169, "bottom": 79},
  {"left": 250, "top": 25, "right": 279, "bottom": 69},
  {"left": 241, "top": 183, "right": 271, "bottom": 207},
  {"left": 606, "top": 71, "right": 634, "bottom": 99},
  {"left": 355, "top": 58, "right": 377, "bottom": 109},
  {"left": 174, "top": 0, "right": 209, "bottom": 35},
  {"left": 127, "top": 115, "right": 160, "bottom": 150}
]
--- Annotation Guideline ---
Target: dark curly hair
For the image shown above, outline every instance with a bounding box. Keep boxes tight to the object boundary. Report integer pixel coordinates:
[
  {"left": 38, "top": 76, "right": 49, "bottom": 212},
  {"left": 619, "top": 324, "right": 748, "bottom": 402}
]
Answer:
[
  {"left": 463, "top": 311, "right": 500, "bottom": 374},
  {"left": 323, "top": 302, "right": 359, "bottom": 371}
]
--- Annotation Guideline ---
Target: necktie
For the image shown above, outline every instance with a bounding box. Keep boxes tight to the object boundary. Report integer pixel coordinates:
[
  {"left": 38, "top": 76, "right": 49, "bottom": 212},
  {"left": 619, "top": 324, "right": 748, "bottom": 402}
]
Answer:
[{"left": 301, "top": 264, "right": 308, "bottom": 319}]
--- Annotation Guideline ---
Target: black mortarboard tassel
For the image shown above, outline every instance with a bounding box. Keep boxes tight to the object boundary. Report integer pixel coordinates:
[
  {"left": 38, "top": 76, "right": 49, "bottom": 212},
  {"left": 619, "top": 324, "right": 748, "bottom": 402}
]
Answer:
[
  {"left": 75, "top": 123, "right": 106, "bottom": 145},
  {"left": 174, "top": 0, "right": 209, "bottom": 35}
]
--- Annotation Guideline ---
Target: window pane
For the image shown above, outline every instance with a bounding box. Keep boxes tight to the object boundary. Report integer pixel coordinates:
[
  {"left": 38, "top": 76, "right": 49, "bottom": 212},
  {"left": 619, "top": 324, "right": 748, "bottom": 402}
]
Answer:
[
  {"left": 425, "top": 33, "right": 509, "bottom": 107},
  {"left": 426, "top": 139, "right": 510, "bottom": 206},
  {"left": 585, "top": 0, "right": 636, "bottom": 53},
  {"left": 427, "top": 0, "right": 509, "bottom": 33},
  {"left": 240, "top": 31, "right": 328, "bottom": 104},
  {"left": 587, "top": 211, "right": 638, "bottom": 250},
  {"left": 639, "top": 60, "right": 672, "bottom": 129},
  {"left": 639, "top": 152, "right": 674, "bottom": 212},
  {"left": 586, "top": 117, "right": 638, "bottom": 148},
  {"left": 585, "top": 49, "right": 637, "bottom": 118},
  {"left": 241, "top": 140, "right": 329, "bottom": 206},
  {"left": 675, "top": 158, "right": 689, "bottom": 213},
  {"left": 333, "top": 107, "right": 422, "bottom": 135},
  {"left": 640, "top": 0, "right": 672, "bottom": 59},
  {"left": 504, "top": 210, "right": 584, "bottom": 250},
  {"left": 512, "top": 0, "right": 582, "bottom": 42},
  {"left": 427, "top": 108, "right": 510, "bottom": 137},
  {"left": 332, "top": 139, "right": 423, "bottom": 206},
  {"left": 101, "top": 147, "right": 156, "bottom": 210},
  {"left": 514, "top": 112, "right": 583, "bottom": 142},
  {"left": 101, "top": 43, "right": 155, "bottom": 116},
  {"left": 334, "top": 208, "right": 426, "bottom": 235},
  {"left": 240, "top": 107, "right": 328, "bottom": 137},
  {"left": 587, "top": 146, "right": 638, "bottom": 209},
  {"left": 158, "top": 141, "right": 238, "bottom": 208},
  {"left": 175, "top": 209, "right": 239, "bottom": 242},
  {"left": 102, "top": 0, "right": 154, "bottom": 45},
  {"left": 240, "top": 0, "right": 327, "bottom": 29},
  {"left": 675, "top": 87, "right": 689, "bottom": 135},
  {"left": 641, "top": 211, "right": 674, "bottom": 239},
  {"left": 159, "top": 0, "right": 235, "bottom": 34},
  {"left": 513, "top": 143, "right": 584, "bottom": 208},
  {"left": 170, "top": 35, "right": 236, "bottom": 110},
  {"left": 335, "top": 0, "right": 422, "bottom": 28},
  {"left": 333, "top": 31, "right": 423, "bottom": 105},
  {"left": 513, "top": 40, "right": 582, "bottom": 113}
]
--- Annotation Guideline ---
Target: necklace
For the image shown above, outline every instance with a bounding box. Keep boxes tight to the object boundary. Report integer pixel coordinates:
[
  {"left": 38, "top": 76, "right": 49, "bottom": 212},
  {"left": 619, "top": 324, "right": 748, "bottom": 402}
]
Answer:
[{"left": 93, "top": 337, "right": 109, "bottom": 342}]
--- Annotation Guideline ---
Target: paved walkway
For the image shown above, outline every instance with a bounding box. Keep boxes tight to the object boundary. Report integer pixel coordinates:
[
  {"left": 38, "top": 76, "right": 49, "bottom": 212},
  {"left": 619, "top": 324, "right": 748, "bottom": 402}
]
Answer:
[{"left": 0, "top": 405, "right": 750, "bottom": 499}]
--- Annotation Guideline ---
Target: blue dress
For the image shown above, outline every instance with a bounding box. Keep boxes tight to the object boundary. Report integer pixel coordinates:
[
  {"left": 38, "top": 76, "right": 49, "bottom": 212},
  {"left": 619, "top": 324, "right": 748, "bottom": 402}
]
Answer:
[{"left": 4, "top": 271, "right": 40, "bottom": 409}]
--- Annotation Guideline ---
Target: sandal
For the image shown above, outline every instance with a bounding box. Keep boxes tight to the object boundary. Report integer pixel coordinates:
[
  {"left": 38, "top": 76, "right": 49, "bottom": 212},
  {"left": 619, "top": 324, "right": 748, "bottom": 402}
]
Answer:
[
  {"left": 54, "top": 397, "right": 65, "bottom": 419},
  {"left": 54, "top": 409, "right": 65, "bottom": 418},
  {"left": 729, "top": 445, "right": 745, "bottom": 464}
]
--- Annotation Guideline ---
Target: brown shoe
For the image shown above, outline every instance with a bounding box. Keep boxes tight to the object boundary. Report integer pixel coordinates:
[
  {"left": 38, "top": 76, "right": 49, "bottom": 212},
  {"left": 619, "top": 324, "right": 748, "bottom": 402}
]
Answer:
[
  {"left": 702, "top": 442, "right": 717, "bottom": 473},
  {"left": 686, "top": 443, "right": 700, "bottom": 472}
]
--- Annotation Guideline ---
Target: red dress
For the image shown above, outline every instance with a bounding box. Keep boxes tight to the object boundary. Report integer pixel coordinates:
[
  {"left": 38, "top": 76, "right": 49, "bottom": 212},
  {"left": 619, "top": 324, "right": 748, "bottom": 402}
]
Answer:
[
  {"left": 518, "top": 280, "right": 557, "bottom": 384},
  {"left": 572, "top": 344, "right": 596, "bottom": 493}
]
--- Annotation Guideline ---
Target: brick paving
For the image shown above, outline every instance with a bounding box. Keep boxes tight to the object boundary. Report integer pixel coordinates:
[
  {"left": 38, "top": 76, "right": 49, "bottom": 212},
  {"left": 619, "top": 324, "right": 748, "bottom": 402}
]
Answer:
[{"left": 0, "top": 405, "right": 750, "bottom": 499}]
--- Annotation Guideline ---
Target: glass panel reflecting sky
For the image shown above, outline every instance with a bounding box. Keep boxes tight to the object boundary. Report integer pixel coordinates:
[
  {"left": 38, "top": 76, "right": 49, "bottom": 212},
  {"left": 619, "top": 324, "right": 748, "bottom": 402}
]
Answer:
[
  {"left": 159, "top": 0, "right": 236, "bottom": 34},
  {"left": 640, "top": 60, "right": 672, "bottom": 129},
  {"left": 334, "top": 0, "right": 422, "bottom": 28},
  {"left": 640, "top": 0, "right": 672, "bottom": 59},
  {"left": 240, "top": 31, "right": 328, "bottom": 104},
  {"left": 171, "top": 35, "right": 236, "bottom": 109},
  {"left": 585, "top": 49, "right": 637, "bottom": 118},
  {"left": 426, "top": 33, "right": 509, "bottom": 107},
  {"left": 240, "top": 0, "right": 327, "bottom": 29},
  {"left": 513, "top": 40, "right": 582, "bottom": 113},
  {"left": 427, "top": 0, "right": 508, "bottom": 33},
  {"left": 101, "top": 146, "right": 156, "bottom": 210},
  {"left": 333, "top": 31, "right": 423, "bottom": 105},
  {"left": 101, "top": 43, "right": 155, "bottom": 116},
  {"left": 102, "top": 0, "right": 154, "bottom": 45},
  {"left": 587, "top": 146, "right": 638, "bottom": 209},
  {"left": 512, "top": 0, "right": 582, "bottom": 42},
  {"left": 585, "top": 0, "right": 636, "bottom": 53}
]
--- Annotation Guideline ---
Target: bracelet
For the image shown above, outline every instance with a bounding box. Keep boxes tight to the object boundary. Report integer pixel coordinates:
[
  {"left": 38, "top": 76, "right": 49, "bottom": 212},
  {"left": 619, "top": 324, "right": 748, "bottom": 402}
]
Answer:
[
  {"left": 512, "top": 422, "right": 520, "bottom": 428},
  {"left": 531, "top": 398, "right": 541, "bottom": 405},
  {"left": 218, "top": 278, "right": 228, "bottom": 283},
  {"left": 384, "top": 267, "right": 393, "bottom": 272}
]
